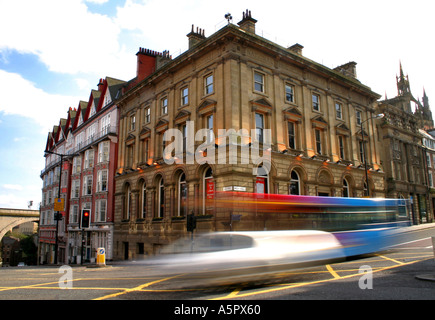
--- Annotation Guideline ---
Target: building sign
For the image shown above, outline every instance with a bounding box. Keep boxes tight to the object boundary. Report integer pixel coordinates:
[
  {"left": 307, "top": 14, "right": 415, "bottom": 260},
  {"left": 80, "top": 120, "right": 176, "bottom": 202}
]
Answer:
[
  {"left": 206, "top": 180, "right": 215, "bottom": 199},
  {"left": 256, "top": 177, "right": 266, "bottom": 194}
]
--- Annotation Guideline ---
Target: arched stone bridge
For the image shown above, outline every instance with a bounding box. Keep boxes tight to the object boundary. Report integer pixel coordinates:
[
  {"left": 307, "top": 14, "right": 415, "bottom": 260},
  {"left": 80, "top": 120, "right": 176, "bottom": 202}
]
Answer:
[{"left": 0, "top": 208, "right": 39, "bottom": 241}]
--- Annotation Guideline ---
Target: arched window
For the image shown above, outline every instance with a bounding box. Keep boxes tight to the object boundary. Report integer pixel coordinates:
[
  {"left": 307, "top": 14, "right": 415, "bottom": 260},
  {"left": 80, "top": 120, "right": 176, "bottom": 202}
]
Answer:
[
  {"left": 363, "top": 180, "right": 369, "bottom": 197},
  {"left": 125, "top": 183, "right": 132, "bottom": 220},
  {"left": 157, "top": 177, "right": 164, "bottom": 218},
  {"left": 141, "top": 181, "right": 147, "bottom": 219},
  {"left": 178, "top": 173, "right": 187, "bottom": 217},
  {"left": 203, "top": 167, "right": 213, "bottom": 215},
  {"left": 343, "top": 178, "right": 349, "bottom": 197},
  {"left": 289, "top": 170, "right": 300, "bottom": 195}
]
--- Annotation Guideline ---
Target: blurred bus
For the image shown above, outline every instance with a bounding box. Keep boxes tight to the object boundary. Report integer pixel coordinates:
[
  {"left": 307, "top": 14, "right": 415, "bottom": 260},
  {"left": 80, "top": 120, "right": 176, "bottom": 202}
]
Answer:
[{"left": 211, "top": 192, "right": 411, "bottom": 232}]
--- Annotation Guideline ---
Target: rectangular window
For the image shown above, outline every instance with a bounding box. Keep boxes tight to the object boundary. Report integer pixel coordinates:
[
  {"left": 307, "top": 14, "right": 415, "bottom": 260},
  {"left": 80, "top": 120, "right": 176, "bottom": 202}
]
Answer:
[
  {"left": 95, "top": 199, "right": 107, "bottom": 222},
  {"left": 335, "top": 102, "right": 342, "bottom": 119},
  {"left": 206, "top": 114, "right": 214, "bottom": 143},
  {"left": 97, "top": 170, "right": 108, "bottom": 192},
  {"left": 161, "top": 97, "right": 168, "bottom": 115},
  {"left": 181, "top": 87, "right": 189, "bottom": 106},
  {"left": 72, "top": 156, "right": 81, "bottom": 174},
  {"left": 312, "top": 94, "right": 320, "bottom": 112},
  {"left": 98, "top": 141, "right": 110, "bottom": 163},
  {"left": 254, "top": 72, "right": 264, "bottom": 93},
  {"left": 71, "top": 180, "right": 80, "bottom": 198},
  {"left": 255, "top": 113, "right": 264, "bottom": 144},
  {"left": 359, "top": 141, "right": 365, "bottom": 163},
  {"left": 70, "top": 205, "right": 79, "bottom": 224},
  {"left": 101, "top": 114, "right": 111, "bottom": 134},
  {"left": 130, "top": 114, "right": 136, "bottom": 131},
  {"left": 84, "top": 149, "right": 94, "bottom": 169},
  {"left": 356, "top": 110, "right": 362, "bottom": 126},
  {"left": 83, "top": 175, "right": 93, "bottom": 196},
  {"left": 315, "top": 129, "right": 322, "bottom": 154},
  {"left": 145, "top": 107, "right": 151, "bottom": 123},
  {"left": 143, "top": 139, "right": 149, "bottom": 163},
  {"left": 338, "top": 135, "right": 345, "bottom": 159},
  {"left": 288, "top": 122, "right": 296, "bottom": 149},
  {"left": 205, "top": 74, "right": 213, "bottom": 95},
  {"left": 285, "top": 83, "right": 294, "bottom": 103},
  {"left": 126, "top": 144, "right": 134, "bottom": 167},
  {"left": 181, "top": 124, "right": 187, "bottom": 152}
]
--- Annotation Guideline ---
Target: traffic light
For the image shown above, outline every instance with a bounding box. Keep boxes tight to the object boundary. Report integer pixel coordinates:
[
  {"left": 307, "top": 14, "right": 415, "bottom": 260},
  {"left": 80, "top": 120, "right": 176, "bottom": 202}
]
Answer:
[{"left": 81, "top": 209, "right": 91, "bottom": 229}]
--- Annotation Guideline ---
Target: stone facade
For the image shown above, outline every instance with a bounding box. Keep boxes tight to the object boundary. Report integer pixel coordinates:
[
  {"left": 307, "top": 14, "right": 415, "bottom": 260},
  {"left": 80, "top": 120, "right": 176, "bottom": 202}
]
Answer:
[{"left": 112, "top": 13, "right": 387, "bottom": 260}]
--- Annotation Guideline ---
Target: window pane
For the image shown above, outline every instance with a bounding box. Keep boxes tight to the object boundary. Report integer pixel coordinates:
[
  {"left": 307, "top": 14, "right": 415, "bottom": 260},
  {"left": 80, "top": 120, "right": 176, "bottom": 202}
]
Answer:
[
  {"left": 205, "top": 75, "right": 213, "bottom": 94},
  {"left": 254, "top": 72, "right": 264, "bottom": 92},
  {"left": 285, "top": 84, "right": 294, "bottom": 102}
]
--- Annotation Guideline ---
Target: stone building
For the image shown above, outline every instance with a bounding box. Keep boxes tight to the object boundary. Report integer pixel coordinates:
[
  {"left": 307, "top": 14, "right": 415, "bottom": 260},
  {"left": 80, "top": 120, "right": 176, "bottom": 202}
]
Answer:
[
  {"left": 376, "top": 63, "right": 434, "bottom": 224},
  {"left": 113, "top": 11, "right": 386, "bottom": 260}
]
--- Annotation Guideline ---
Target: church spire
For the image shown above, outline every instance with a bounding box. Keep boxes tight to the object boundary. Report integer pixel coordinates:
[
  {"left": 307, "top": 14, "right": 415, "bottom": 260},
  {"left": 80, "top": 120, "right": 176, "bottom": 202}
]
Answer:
[{"left": 396, "top": 61, "right": 410, "bottom": 96}]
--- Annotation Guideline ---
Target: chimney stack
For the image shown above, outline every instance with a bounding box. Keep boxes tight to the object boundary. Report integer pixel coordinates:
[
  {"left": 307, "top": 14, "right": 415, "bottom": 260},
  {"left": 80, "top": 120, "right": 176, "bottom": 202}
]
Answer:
[
  {"left": 237, "top": 9, "right": 257, "bottom": 34},
  {"left": 97, "top": 78, "right": 105, "bottom": 91},
  {"left": 187, "top": 25, "right": 206, "bottom": 49},
  {"left": 334, "top": 61, "right": 358, "bottom": 79},
  {"left": 136, "top": 47, "right": 158, "bottom": 81},
  {"left": 288, "top": 43, "right": 304, "bottom": 56}
]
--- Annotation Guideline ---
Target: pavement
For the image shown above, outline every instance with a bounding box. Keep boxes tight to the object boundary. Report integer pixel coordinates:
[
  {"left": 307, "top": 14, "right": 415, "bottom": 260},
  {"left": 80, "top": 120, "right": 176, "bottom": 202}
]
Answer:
[{"left": 402, "top": 222, "right": 435, "bottom": 282}]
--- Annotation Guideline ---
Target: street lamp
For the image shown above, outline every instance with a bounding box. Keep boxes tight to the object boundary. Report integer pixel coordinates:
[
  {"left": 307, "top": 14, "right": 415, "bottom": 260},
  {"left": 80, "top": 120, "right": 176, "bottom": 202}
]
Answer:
[
  {"left": 44, "top": 150, "right": 66, "bottom": 265},
  {"left": 360, "top": 113, "right": 384, "bottom": 197}
]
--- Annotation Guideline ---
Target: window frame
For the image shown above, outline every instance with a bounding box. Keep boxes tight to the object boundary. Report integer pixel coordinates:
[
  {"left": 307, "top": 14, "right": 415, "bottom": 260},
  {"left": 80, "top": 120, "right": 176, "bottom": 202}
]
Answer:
[
  {"left": 335, "top": 102, "right": 343, "bottom": 120},
  {"left": 181, "top": 87, "right": 189, "bottom": 106},
  {"left": 285, "top": 83, "right": 295, "bottom": 103},
  {"left": 254, "top": 71, "right": 265, "bottom": 93},
  {"left": 255, "top": 112, "right": 265, "bottom": 144},
  {"left": 204, "top": 74, "right": 214, "bottom": 95},
  {"left": 312, "top": 93, "right": 320, "bottom": 112},
  {"left": 287, "top": 121, "right": 296, "bottom": 150},
  {"left": 144, "top": 106, "right": 151, "bottom": 124},
  {"left": 83, "top": 175, "right": 93, "bottom": 196},
  {"left": 315, "top": 129, "right": 322, "bottom": 155},
  {"left": 97, "top": 169, "right": 108, "bottom": 192},
  {"left": 161, "top": 97, "right": 168, "bottom": 115}
]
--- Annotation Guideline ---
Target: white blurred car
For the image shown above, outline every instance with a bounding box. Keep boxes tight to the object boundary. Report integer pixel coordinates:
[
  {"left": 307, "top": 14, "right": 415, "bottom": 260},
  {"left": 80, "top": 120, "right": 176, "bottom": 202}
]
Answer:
[{"left": 147, "top": 230, "right": 345, "bottom": 286}]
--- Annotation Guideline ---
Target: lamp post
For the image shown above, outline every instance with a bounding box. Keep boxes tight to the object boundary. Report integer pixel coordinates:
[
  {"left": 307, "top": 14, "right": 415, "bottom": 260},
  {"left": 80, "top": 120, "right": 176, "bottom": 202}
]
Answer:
[
  {"left": 44, "top": 150, "right": 65, "bottom": 265},
  {"left": 360, "top": 113, "right": 384, "bottom": 197}
]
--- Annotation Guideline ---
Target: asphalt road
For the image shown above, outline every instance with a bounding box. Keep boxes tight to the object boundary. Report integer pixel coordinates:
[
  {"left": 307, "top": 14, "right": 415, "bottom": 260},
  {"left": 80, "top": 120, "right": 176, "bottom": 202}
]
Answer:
[{"left": 1, "top": 225, "right": 434, "bottom": 310}]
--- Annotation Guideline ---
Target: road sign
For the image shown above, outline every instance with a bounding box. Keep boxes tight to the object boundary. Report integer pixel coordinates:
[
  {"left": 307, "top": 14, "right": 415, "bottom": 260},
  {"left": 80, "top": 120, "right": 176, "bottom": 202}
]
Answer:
[
  {"left": 96, "top": 247, "right": 106, "bottom": 266},
  {"left": 54, "top": 198, "right": 65, "bottom": 211}
]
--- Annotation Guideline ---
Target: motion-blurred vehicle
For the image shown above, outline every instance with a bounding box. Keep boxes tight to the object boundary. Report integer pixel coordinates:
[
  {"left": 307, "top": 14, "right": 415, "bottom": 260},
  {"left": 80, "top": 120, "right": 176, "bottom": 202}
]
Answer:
[{"left": 148, "top": 230, "right": 346, "bottom": 286}]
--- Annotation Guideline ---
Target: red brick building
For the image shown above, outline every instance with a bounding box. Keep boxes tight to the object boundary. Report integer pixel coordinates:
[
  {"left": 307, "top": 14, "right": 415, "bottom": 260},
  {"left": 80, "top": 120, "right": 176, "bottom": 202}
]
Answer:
[{"left": 40, "top": 77, "right": 125, "bottom": 264}]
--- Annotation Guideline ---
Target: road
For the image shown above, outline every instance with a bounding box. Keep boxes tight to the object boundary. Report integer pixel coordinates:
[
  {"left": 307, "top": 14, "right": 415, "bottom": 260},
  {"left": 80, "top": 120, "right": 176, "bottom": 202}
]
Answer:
[{"left": 1, "top": 225, "right": 434, "bottom": 310}]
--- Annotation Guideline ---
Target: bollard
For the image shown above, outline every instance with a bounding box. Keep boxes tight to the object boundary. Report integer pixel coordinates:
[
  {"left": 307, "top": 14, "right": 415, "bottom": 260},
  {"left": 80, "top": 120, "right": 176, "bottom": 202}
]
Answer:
[
  {"left": 96, "top": 247, "right": 106, "bottom": 266},
  {"left": 432, "top": 237, "right": 435, "bottom": 260}
]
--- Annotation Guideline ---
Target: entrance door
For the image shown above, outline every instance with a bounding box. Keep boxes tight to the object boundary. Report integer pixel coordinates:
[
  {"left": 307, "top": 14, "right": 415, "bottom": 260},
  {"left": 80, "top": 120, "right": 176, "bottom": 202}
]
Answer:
[{"left": 123, "top": 242, "right": 129, "bottom": 260}]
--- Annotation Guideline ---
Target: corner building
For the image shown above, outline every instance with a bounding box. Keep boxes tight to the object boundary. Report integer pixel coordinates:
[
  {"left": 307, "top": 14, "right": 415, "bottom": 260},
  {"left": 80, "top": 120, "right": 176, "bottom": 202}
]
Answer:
[{"left": 113, "top": 12, "right": 386, "bottom": 260}]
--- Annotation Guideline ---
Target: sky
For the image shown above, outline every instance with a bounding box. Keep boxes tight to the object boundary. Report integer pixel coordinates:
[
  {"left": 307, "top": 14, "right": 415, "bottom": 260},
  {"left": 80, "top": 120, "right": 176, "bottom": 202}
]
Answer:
[{"left": 0, "top": 0, "right": 434, "bottom": 209}]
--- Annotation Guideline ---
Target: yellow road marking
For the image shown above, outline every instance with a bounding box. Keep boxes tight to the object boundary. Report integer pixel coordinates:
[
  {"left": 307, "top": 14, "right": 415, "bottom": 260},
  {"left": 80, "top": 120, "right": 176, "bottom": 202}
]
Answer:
[
  {"left": 211, "top": 257, "right": 432, "bottom": 300},
  {"left": 377, "top": 255, "right": 405, "bottom": 265},
  {"left": 93, "top": 274, "right": 183, "bottom": 300},
  {"left": 326, "top": 264, "right": 341, "bottom": 279}
]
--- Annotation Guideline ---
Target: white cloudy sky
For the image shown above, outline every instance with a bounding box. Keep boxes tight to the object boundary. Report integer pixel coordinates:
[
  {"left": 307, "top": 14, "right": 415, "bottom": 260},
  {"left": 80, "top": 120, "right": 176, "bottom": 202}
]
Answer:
[{"left": 0, "top": 0, "right": 433, "bottom": 209}]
